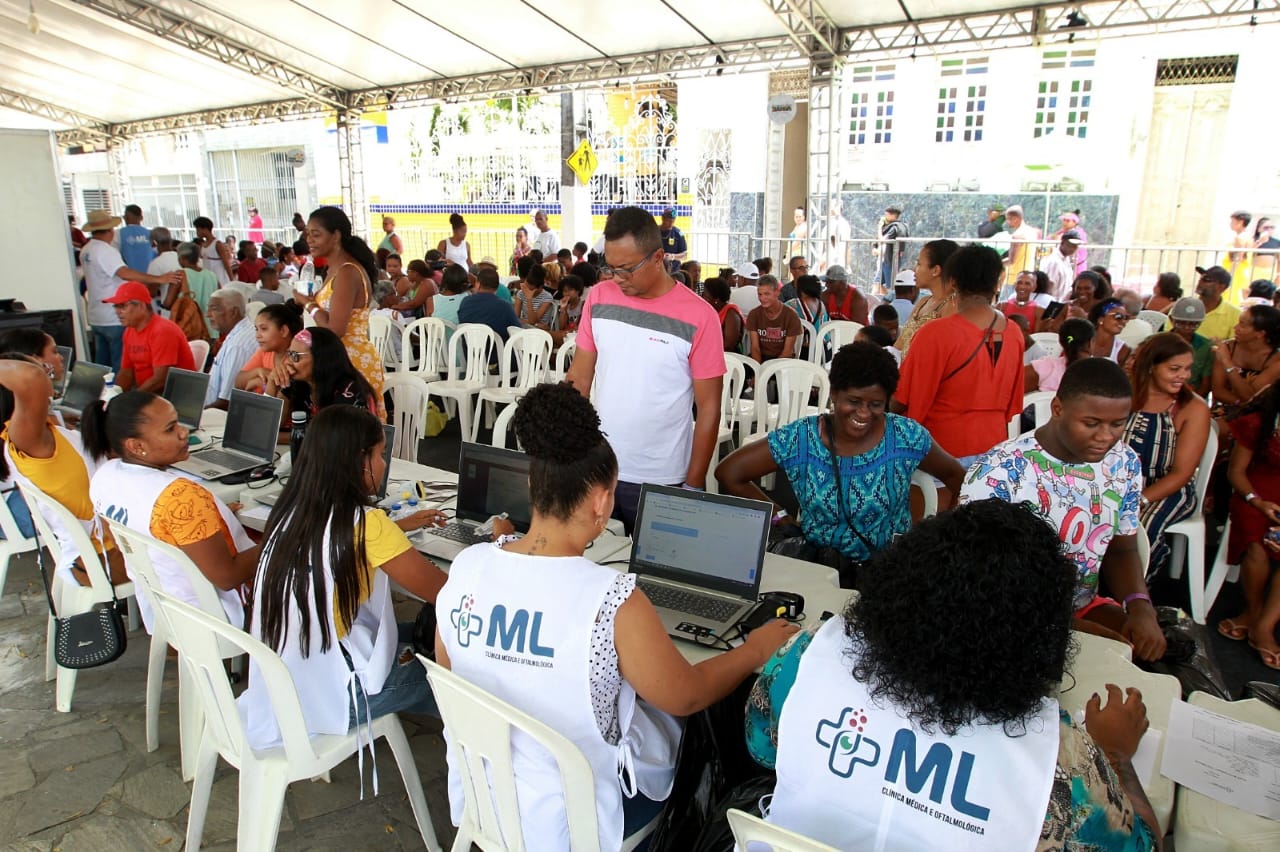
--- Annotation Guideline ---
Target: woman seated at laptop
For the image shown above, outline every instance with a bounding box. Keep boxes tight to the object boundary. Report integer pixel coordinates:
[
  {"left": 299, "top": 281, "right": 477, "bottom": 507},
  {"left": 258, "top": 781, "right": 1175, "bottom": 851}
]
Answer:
[
  {"left": 83, "top": 392, "right": 259, "bottom": 633},
  {"left": 236, "top": 304, "right": 304, "bottom": 394},
  {"left": 264, "top": 327, "right": 378, "bottom": 417},
  {"left": 716, "top": 342, "right": 965, "bottom": 585},
  {"left": 0, "top": 356, "right": 129, "bottom": 588},
  {"left": 240, "top": 405, "right": 454, "bottom": 748},
  {"left": 745, "top": 499, "right": 1161, "bottom": 850},
  {"left": 435, "top": 383, "right": 798, "bottom": 848}
]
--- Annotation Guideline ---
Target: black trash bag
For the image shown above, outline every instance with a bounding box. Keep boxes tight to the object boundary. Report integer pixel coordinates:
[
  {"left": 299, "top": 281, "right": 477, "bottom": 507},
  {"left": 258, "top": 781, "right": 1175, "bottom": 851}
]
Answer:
[
  {"left": 1244, "top": 681, "right": 1280, "bottom": 711},
  {"left": 649, "top": 680, "right": 769, "bottom": 852},
  {"left": 1137, "top": 606, "right": 1231, "bottom": 700},
  {"left": 685, "top": 774, "right": 778, "bottom": 852}
]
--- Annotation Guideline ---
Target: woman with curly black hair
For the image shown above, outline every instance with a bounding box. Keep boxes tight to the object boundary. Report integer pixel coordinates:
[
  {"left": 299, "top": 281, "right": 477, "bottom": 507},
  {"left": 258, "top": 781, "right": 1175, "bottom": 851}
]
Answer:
[
  {"left": 435, "top": 383, "right": 796, "bottom": 848},
  {"left": 747, "top": 498, "right": 1160, "bottom": 850},
  {"left": 718, "top": 342, "right": 964, "bottom": 577}
]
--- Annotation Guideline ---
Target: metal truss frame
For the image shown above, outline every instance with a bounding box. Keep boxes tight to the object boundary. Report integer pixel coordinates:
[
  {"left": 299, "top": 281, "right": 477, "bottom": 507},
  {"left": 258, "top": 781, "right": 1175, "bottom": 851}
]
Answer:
[
  {"left": 44, "top": 0, "right": 1280, "bottom": 145},
  {"left": 0, "top": 87, "right": 110, "bottom": 141}
]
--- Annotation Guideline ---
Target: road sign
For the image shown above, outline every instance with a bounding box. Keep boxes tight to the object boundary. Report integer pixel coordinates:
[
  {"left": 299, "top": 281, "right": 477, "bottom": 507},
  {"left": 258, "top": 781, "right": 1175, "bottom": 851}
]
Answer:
[{"left": 567, "top": 139, "right": 598, "bottom": 185}]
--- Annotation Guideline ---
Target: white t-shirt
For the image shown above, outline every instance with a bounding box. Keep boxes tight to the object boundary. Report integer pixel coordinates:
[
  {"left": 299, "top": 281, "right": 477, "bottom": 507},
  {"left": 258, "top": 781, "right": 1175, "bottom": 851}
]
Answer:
[
  {"left": 147, "top": 252, "right": 181, "bottom": 317},
  {"left": 729, "top": 285, "right": 761, "bottom": 316},
  {"left": 534, "top": 228, "right": 560, "bottom": 257},
  {"left": 81, "top": 238, "right": 126, "bottom": 326},
  {"left": 959, "top": 434, "right": 1143, "bottom": 610}
]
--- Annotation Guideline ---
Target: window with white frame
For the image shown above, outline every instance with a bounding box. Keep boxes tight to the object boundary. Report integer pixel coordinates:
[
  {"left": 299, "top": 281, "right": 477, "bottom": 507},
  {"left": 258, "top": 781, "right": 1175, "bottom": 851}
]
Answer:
[
  {"left": 1034, "top": 48, "right": 1095, "bottom": 138},
  {"left": 848, "top": 63, "right": 895, "bottom": 145},
  {"left": 936, "top": 57, "right": 988, "bottom": 143}
]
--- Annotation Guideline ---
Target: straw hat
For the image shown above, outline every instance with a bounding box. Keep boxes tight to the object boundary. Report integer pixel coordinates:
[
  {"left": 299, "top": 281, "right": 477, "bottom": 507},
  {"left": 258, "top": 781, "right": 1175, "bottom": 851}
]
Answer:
[{"left": 82, "top": 209, "right": 122, "bottom": 232}]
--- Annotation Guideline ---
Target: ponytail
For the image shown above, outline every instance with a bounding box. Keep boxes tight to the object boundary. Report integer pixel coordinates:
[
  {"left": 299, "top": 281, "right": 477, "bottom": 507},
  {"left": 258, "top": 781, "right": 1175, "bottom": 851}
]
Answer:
[
  {"left": 79, "top": 400, "right": 112, "bottom": 461},
  {"left": 341, "top": 234, "right": 379, "bottom": 288}
]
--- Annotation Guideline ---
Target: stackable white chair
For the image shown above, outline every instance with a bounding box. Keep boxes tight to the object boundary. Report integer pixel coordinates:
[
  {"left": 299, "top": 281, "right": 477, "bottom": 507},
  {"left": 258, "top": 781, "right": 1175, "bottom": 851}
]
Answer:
[
  {"left": 0, "top": 486, "right": 38, "bottom": 599},
  {"left": 427, "top": 323, "right": 503, "bottom": 444},
  {"left": 423, "top": 659, "right": 658, "bottom": 852},
  {"left": 472, "top": 328, "right": 552, "bottom": 442},
  {"left": 244, "top": 300, "right": 265, "bottom": 323},
  {"left": 814, "top": 321, "right": 862, "bottom": 366},
  {"left": 490, "top": 401, "right": 521, "bottom": 451},
  {"left": 708, "top": 355, "right": 747, "bottom": 494},
  {"left": 726, "top": 352, "right": 762, "bottom": 442},
  {"left": 550, "top": 334, "right": 577, "bottom": 382},
  {"left": 188, "top": 339, "right": 211, "bottom": 370},
  {"left": 796, "top": 318, "right": 819, "bottom": 365},
  {"left": 1119, "top": 317, "right": 1156, "bottom": 349},
  {"left": 910, "top": 470, "right": 939, "bottom": 519},
  {"left": 381, "top": 319, "right": 406, "bottom": 372},
  {"left": 20, "top": 482, "right": 137, "bottom": 713},
  {"left": 1030, "top": 332, "right": 1062, "bottom": 358},
  {"left": 367, "top": 313, "right": 394, "bottom": 366},
  {"left": 1163, "top": 424, "right": 1219, "bottom": 623},
  {"left": 401, "top": 316, "right": 450, "bottom": 378},
  {"left": 1174, "top": 692, "right": 1280, "bottom": 850},
  {"left": 382, "top": 373, "right": 434, "bottom": 461},
  {"left": 726, "top": 808, "right": 839, "bottom": 852},
  {"left": 1009, "top": 390, "right": 1056, "bottom": 440},
  {"left": 1137, "top": 309, "right": 1170, "bottom": 333},
  {"left": 748, "top": 359, "right": 831, "bottom": 442},
  {"left": 156, "top": 591, "right": 441, "bottom": 852}
]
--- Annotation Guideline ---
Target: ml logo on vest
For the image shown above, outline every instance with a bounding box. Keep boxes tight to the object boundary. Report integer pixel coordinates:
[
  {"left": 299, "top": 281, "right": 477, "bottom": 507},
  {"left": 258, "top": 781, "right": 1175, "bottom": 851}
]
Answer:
[
  {"left": 450, "top": 594, "right": 555, "bottom": 658},
  {"left": 816, "top": 707, "right": 990, "bottom": 822}
]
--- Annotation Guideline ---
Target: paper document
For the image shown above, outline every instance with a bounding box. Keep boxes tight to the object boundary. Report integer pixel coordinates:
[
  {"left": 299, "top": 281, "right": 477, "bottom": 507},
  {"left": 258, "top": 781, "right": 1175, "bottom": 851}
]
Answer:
[
  {"left": 1160, "top": 700, "right": 1280, "bottom": 819},
  {"left": 239, "top": 503, "right": 273, "bottom": 523}
]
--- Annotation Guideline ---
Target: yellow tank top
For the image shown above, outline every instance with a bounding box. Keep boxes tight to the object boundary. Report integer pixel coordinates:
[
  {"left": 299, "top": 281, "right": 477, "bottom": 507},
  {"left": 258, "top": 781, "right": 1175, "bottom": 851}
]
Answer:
[{"left": 2, "top": 422, "right": 114, "bottom": 554}]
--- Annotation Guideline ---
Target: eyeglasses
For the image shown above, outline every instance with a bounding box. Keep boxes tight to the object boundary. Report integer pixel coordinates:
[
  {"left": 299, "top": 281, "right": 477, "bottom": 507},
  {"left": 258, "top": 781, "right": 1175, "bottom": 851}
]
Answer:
[
  {"left": 608, "top": 252, "right": 658, "bottom": 280},
  {"left": 285, "top": 350, "right": 311, "bottom": 363},
  {"left": 790, "top": 262, "right": 809, "bottom": 271},
  {"left": 1106, "top": 312, "right": 1129, "bottom": 323}
]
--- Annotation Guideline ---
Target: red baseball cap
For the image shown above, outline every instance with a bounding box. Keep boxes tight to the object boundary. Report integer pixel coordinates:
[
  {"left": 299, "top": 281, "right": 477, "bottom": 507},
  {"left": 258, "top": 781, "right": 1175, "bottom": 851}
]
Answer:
[{"left": 102, "top": 281, "right": 152, "bottom": 305}]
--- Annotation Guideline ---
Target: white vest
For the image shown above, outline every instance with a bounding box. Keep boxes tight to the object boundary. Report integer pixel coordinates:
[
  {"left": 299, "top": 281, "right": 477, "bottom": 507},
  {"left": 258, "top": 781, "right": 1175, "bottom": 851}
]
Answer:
[
  {"left": 90, "top": 459, "right": 251, "bottom": 634},
  {"left": 439, "top": 546, "right": 676, "bottom": 851},
  {"left": 4, "top": 425, "right": 102, "bottom": 579},
  {"left": 769, "top": 617, "right": 1059, "bottom": 852},
  {"left": 238, "top": 507, "right": 398, "bottom": 750}
]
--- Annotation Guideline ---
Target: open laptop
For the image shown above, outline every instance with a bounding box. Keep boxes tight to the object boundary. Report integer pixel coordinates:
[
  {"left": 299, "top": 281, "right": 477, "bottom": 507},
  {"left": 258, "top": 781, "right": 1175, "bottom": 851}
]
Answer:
[
  {"left": 413, "top": 442, "right": 532, "bottom": 561},
  {"left": 629, "top": 484, "right": 771, "bottom": 640},
  {"left": 162, "top": 368, "right": 211, "bottom": 431},
  {"left": 55, "top": 361, "right": 110, "bottom": 417},
  {"left": 257, "top": 424, "right": 396, "bottom": 507},
  {"left": 171, "top": 390, "right": 282, "bottom": 480},
  {"left": 52, "top": 345, "right": 74, "bottom": 397}
]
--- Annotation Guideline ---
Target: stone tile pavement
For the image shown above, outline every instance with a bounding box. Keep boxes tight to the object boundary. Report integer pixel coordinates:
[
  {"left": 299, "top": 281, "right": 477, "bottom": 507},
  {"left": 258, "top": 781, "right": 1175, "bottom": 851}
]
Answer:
[{"left": 0, "top": 552, "right": 456, "bottom": 851}]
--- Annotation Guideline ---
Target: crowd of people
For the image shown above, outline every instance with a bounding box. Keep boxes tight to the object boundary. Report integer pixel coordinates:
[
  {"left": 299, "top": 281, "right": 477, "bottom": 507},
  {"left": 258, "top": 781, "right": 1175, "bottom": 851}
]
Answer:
[{"left": 12, "top": 199, "right": 1280, "bottom": 850}]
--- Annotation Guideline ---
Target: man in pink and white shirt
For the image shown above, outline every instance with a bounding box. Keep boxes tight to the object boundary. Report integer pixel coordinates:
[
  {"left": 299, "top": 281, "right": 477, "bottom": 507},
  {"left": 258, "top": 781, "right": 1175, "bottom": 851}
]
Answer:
[{"left": 567, "top": 206, "right": 725, "bottom": 532}]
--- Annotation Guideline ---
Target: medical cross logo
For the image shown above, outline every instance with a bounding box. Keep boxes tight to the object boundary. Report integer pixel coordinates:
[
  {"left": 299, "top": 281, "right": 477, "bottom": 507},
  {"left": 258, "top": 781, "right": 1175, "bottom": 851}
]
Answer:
[
  {"left": 450, "top": 594, "right": 483, "bottom": 647},
  {"left": 816, "top": 707, "right": 880, "bottom": 778}
]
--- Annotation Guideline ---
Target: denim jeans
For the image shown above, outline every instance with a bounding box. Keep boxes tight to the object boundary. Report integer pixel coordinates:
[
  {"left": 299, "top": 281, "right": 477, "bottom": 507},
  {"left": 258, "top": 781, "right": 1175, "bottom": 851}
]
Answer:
[
  {"left": 90, "top": 324, "right": 125, "bottom": 372},
  {"left": 0, "top": 489, "right": 35, "bottom": 540},
  {"left": 347, "top": 623, "right": 438, "bottom": 726}
]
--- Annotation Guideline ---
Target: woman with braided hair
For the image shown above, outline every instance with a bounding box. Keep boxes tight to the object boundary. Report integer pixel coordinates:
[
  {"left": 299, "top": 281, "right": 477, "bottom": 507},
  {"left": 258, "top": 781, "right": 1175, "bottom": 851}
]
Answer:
[{"left": 434, "top": 382, "right": 797, "bottom": 848}]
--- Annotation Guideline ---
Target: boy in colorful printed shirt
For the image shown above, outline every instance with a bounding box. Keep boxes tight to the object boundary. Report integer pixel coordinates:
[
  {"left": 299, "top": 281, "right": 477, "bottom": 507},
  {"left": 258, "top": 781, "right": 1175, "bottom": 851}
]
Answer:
[{"left": 959, "top": 358, "right": 1167, "bottom": 661}]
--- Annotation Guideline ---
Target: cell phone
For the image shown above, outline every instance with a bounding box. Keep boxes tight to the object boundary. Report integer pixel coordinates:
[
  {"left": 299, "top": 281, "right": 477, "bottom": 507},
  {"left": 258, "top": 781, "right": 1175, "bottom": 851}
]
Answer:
[
  {"left": 1042, "top": 301, "right": 1066, "bottom": 320},
  {"left": 1267, "top": 528, "right": 1280, "bottom": 545}
]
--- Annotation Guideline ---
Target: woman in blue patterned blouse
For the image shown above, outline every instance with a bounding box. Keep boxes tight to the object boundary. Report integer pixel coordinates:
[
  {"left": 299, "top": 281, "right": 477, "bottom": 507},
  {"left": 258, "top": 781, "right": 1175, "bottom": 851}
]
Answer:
[{"left": 716, "top": 341, "right": 965, "bottom": 565}]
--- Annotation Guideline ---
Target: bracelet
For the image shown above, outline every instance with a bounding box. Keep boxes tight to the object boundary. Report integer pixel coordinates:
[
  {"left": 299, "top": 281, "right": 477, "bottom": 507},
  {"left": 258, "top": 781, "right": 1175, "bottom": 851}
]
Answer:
[
  {"left": 771, "top": 509, "right": 789, "bottom": 526},
  {"left": 1245, "top": 491, "right": 1258, "bottom": 505},
  {"left": 1121, "top": 592, "right": 1152, "bottom": 613},
  {"left": 306, "top": 304, "right": 321, "bottom": 317}
]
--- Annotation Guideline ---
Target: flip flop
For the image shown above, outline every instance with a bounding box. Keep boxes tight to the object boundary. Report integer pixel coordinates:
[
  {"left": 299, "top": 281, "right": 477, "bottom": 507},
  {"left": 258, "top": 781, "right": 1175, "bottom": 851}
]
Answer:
[
  {"left": 1218, "top": 617, "right": 1250, "bottom": 641},
  {"left": 1248, "top": 641, "right": 1280, "bottom": 671}
]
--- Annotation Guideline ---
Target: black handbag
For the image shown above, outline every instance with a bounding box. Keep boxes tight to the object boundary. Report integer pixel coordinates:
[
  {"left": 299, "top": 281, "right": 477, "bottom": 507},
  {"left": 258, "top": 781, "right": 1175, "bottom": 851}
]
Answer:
[{"left": 36, "top": 542, "right": 128, "bottom": 670}]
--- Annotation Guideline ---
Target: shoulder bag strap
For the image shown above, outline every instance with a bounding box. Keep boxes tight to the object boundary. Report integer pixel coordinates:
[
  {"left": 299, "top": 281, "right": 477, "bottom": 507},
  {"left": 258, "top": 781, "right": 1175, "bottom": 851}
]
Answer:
[
  {"left": 941, "top": 312, "right": 999, "bottom": 383},
  {"left": 823, "top": 415, "right": 877, "bottom": 553}
]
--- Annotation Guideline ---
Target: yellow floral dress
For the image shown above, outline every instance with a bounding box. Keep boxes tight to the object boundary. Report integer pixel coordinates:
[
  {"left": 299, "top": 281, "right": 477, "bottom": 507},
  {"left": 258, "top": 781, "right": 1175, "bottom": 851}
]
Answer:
[{"left": 317, "top": 263, "right": 386, "bottom": 419}]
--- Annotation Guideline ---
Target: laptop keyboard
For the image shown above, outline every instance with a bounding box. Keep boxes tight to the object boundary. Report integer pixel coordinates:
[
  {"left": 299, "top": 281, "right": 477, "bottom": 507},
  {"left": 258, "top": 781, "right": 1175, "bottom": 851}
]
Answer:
[
  {"left": 194, "top": 449, "right": 253, "bottom": 469},
  {"left": 431, "top": 523, "right": 486, "bottom": 544},
  {"left": 638, "top": 580, "right": 741, "bottom": 623}
]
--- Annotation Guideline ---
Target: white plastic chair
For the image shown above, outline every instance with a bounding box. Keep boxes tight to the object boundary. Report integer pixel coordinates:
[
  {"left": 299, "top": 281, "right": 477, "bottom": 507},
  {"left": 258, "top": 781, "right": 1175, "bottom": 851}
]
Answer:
[
  {"left": 1163, "top": 423, "right": 1219, "bottom": 622},
  {"left": 490, "top": 400, "right": 522, "bottom": 451},
  {"left": 367, "top": 312, "right": 393, "bottom": 365},
  {"left": 401, "top": 316, "right": 449, "bottom": 378},
  {"left": 382, "top": 373, "right": 433, "bottom": 462},
  {"left": 910, "top": 469, "right": 939, "bottom": 519},
  {"left": 1058, "top": 637, "right": 1181, "bottom": 830},
  {"left": 19, "top": 482, "right": 137, "bottom": 713},
  {"left": 423, "top": 658, "right": 658, "bottom": 852},
  {"left": 708, "top": 355, "right": 747, "bottom": 495},
  {"left": 550, "top": 334, "right": 577, "bottom": 382},
  {"left": 381, "top": 319, "right": 405, "bottom": 372},
  {"left": 105, "top": 518, "right": 245, "bottom": 783},
  {"left": 0, "top": 486, "right": 38, "bottom": 598},
  {"left": 1030, "top": 332, "right": 1062, "bottom": 359},
  {"left": 726, "top": 352, "right": 762, "bottom": 443},
  {"left": 815, "top": 321, "right": 862, "bottom": 366},
  {"left": 188, "top": 338, "right": 210, "bottom": 370},
  {"left": 1137, "top": 309, "right": 1169, "bottom": 333},
  {"left": 472, "top": 328, "right": 552, "bottom": 442},
  {"left": 426, "top": 324, "right": 504, "bottom": 445},
  {"left": 1174, "top": 692, "right": 1280, "bottom": 850},
  {"left": 1119, "top": 317, "right": 1156, "bottom": 349},
  {"left": 726, "top": 807, "right": 839, "bottom": 852},
  {"left": 1009, "top": 389, "right": 1056, "bottom": 439},
  {"left": 796, "top": 317, "right": 819, "bottom": 365},
  {"left": 152, "top": 591, "right": 441, "bottom": 852},
  {"left": 748, "top": 360, "right": 831, "bottom": 443},
  {"left": 245, "top": 300, "right": 265, "bottom": 323}
]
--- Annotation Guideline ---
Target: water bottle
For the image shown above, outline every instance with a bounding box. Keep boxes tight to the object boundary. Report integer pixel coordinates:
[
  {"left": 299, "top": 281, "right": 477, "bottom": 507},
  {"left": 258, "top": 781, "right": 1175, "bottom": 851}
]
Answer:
[
  {"left": 288, "top": 410, "right": 308, "bottom": 467},
  {"left": 295, "top": 258, "right": 315, "bottom": 297},
  {"left": 100, "top": 374, "right": 121, "bottom": 402}
]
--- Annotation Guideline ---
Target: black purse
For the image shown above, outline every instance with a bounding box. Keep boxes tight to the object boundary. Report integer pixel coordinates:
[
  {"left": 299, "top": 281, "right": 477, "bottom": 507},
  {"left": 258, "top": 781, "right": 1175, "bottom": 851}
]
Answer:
[{"left": 36, "top": 542, "right": 128, "bottom": 670}]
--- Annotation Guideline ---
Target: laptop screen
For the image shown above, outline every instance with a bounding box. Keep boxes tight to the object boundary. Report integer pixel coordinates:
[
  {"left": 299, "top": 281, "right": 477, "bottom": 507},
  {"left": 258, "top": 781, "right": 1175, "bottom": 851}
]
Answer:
[
  {"left": 222, "top": 390, "right": 283, "bottom": 459},
  {"left": 53, "top": 346, "right": 73, "bottom": 397},
  {"left": 162, "top": 368, "right": 210, "bottom": 430},
  {"left": 455, "top": 442, "right": 532, "bottom": 533},
  {"left": 630, "top": 485, "right": 771, "bottom": 597},
  {"left": 61, "top": 361, "right": 110, "bottom": 411}
]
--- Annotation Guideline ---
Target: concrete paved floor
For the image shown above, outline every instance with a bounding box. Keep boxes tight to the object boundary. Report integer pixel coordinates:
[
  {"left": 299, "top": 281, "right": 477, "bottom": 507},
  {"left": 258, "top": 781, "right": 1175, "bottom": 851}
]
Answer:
[{"left": 0, "top": 551, "right": 455, "bottom": 851}]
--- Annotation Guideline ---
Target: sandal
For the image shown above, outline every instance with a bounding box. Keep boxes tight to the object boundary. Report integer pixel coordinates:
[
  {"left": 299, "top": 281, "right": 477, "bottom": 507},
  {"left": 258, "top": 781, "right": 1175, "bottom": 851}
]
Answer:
[
  {"left": 1218, "top": 617, "right": 1250, "bottom": 641},
  {"left": 1248, "top": 641, "right": 1280, "bottom": 671}
]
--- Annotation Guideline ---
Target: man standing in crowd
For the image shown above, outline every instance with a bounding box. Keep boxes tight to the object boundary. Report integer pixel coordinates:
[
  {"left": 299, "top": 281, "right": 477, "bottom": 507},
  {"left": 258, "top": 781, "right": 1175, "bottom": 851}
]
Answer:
[
  {"left": 977, "top": 203, "right": 1005, "bottom": 239},
  {"left": 746, "top": 276, "right": 802, "bottom": 363},
  {"left": 1195, "top": 265, "right": 1241, "bottom": 342},
  {"left": 117, "top": 205, "right": 155, "bottom": 274},
  {"left": 1004, "top": 204, "right": 1040, "bottom": 274},
  {"left": 203, "top": 290, "right": 256, "bottom": 409},
  {"left": 960, "top": 358, "right": 1166, "bottom": 662},
  {"left": 105, "top": 282, "right": 195, "bottom": 392},
  {"left": 878, "top": 205, "right": 908, "bottom": 290},
  {"left": 531, "top": 209, "right": 560, "bottom": 258},
  {"left": 1039, "top": 230, "right": 1083, "bottom": 301},
  {"left": 821, "top": 265, "right": 869, "bottom": 324},
  {"left": 567, "top": 206, "right": 724, "bottom": 531},
  {"left": 146, "top": 227, "right": 181, "bottom": 316},
  {"left": 658, "top": 207, "right": 687, "bottom": 273},
  {"left": 824, "top": 197, "right": 851, "bottom": 272},
  {"left": 1168, "top": 296, "right": 1214, "bottom": 395},
  {"left": 80, "top": 210, "right": 183, "bottom": 371}
]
